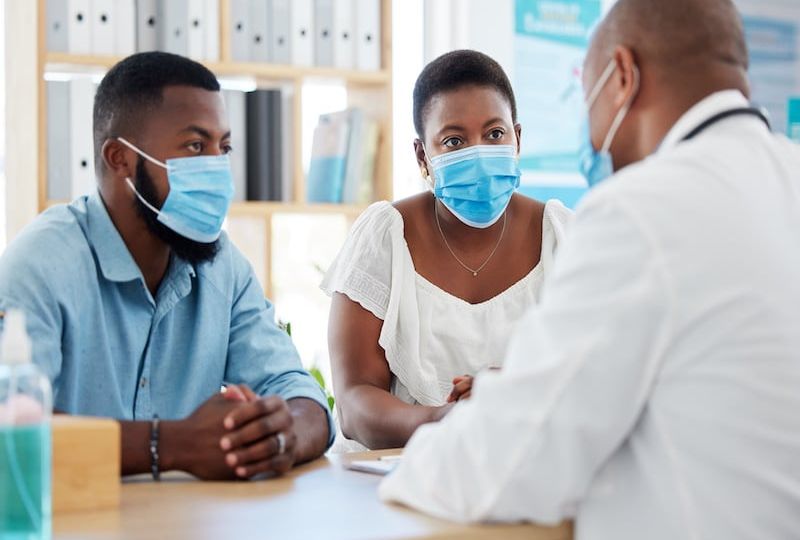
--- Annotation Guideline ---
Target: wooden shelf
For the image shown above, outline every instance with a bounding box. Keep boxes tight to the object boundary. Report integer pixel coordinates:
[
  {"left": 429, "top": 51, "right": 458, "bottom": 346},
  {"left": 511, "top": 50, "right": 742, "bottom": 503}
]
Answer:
[
  {"left": 230, "top": 201, "right": 369, "bottom": 217},
  {"left": 45, "top": 199, "right": 370, "bottom": 218},
  {"left": 45, "top": 53, "right": 391, "bottom": 86}
]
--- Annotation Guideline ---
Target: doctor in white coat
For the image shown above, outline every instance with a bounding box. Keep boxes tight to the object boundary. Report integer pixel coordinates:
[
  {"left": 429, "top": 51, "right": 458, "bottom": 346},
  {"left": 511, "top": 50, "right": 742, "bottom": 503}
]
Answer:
[{"left": 379, "top": 0, "right": 800, "bottom": 539}]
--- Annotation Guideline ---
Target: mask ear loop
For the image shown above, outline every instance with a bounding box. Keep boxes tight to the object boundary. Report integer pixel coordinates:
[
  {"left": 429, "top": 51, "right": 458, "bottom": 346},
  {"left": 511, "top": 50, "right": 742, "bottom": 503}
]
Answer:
[
  {"left": 419, "top": 144, "right": 435, "bottom": 192},
  {"left": 116, "top": 137, "right": 167, "bottom": 217},
  {"left": 124, "top": 177, "right": 163, "bottom": 217},
  {"left": 116, "top": 137, "right": 169, "bottom": 169},
  {"left": 586, "top": 59, "right": 618, "bottom": 110},
  {"left": 600, "top": 64, "right": 641, "bottom": 154}
]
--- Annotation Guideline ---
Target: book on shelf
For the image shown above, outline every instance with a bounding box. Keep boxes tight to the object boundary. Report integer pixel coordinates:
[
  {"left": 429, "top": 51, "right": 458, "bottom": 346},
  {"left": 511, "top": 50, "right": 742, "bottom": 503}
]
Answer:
[
  {"left": 307, "top": 108, "right": 379, "bottom": 204},
  {"left": 245, "top": 89, "right": 284, "bottom": 202}
]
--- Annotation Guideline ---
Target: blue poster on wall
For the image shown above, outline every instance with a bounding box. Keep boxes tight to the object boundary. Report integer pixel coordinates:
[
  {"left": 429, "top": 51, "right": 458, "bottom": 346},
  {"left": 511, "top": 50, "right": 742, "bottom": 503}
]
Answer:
[
  {"left": 743, "top": 16, "right": 799, "bottom": 136},
  {"left": 789, "top": 98, "right": 800, "bottom": 142},
  {"left": 513, "top": 0, "right": 602, "bottom": 208}
]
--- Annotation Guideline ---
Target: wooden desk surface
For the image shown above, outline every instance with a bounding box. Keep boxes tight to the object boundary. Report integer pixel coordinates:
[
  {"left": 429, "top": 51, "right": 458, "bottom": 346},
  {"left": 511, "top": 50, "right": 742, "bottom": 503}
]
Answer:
[{"left": 54, "top": 450, "right": 573, "bottom": 540}]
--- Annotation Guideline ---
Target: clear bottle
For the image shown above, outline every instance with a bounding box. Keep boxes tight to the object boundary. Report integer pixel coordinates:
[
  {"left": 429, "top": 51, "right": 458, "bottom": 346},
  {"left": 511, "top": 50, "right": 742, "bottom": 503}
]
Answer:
[{"left": 0, "top": 310, "right": 52, "bottom": 540}]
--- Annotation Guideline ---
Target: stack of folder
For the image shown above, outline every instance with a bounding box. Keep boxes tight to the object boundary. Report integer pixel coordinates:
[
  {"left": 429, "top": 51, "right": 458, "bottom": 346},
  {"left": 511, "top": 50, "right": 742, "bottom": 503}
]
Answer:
[{"left": 47, "top": 0, "right": 383, "bottom": 71}]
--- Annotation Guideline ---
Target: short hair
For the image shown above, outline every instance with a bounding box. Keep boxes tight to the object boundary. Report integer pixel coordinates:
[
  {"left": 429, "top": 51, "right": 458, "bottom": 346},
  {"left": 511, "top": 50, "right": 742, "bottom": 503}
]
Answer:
[
  {"left": 93, "top": 51, "right": 221, "bottom": 170},
  {"left": 599, "top": 0, "right": 748, "bottom": 69},
  {"left": 413, "top": 50, "right": 517, "bottom": 139}
]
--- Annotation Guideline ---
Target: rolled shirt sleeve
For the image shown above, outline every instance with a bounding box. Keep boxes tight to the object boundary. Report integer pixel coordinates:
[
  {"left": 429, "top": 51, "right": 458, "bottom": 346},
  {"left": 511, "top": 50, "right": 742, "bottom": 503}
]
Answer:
[{"left": 225, "top": 247, "right": 335, "bottom": 448}]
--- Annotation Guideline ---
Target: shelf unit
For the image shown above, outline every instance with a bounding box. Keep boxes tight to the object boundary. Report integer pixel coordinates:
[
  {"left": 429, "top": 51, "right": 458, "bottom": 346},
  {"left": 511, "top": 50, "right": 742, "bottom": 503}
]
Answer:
[{"left": 7, "top": 0, "right": 393, "bottom": 299}]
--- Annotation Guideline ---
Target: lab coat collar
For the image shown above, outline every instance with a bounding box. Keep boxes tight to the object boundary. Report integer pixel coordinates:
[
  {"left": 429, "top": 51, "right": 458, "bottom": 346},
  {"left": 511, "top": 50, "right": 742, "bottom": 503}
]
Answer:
[{"left": 657, "top": 90, "right": 750, "bottom": 154}]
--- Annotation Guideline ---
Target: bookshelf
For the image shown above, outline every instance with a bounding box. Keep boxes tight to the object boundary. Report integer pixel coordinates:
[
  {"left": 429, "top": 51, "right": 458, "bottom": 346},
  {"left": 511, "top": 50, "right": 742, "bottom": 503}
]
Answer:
[{"left": 7, "top": 0, "right": 393, "bottom": 300}]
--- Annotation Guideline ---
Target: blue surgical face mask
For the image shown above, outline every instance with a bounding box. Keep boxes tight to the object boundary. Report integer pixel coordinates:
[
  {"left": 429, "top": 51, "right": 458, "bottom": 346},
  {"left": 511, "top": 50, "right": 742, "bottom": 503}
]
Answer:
[
  {"left": 117, "top": 137, "right": 235, "bottom": 243},
  {"left": 428, "top": 144, "right": 521, "bottom": 229},
  {"left": 579, "top": 59, "right": 639, "bottom": 188}
]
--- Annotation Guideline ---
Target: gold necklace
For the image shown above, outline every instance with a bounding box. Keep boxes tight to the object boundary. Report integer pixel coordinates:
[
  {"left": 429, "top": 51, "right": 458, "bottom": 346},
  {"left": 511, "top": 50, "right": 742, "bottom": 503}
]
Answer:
[{"left": 434, "top": 200, "right": 508, "bottom": 277}]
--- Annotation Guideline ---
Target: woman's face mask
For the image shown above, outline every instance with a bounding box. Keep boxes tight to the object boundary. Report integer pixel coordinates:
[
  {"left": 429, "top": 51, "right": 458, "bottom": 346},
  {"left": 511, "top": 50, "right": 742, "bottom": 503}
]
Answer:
[{"left": 426, "top": 144, "right": 521, "bottom": 229}]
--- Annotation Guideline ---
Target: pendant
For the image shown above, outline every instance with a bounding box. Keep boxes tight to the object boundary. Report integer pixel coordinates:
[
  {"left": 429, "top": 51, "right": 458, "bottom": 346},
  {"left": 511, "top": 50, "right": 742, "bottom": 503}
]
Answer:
[{"left": 473, "top": 272, "right": 478, "bottom": 277}]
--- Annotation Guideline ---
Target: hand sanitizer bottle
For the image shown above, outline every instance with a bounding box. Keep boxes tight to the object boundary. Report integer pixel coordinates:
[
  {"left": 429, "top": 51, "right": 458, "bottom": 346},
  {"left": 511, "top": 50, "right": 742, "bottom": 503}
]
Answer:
[{"left": 0, "top": 310, "right": 52, "bottom": 540}]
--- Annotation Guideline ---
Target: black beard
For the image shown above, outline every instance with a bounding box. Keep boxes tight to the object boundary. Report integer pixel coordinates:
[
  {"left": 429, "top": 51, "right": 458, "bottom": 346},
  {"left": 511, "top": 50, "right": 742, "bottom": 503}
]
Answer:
[{"left": 133, "top": 157, "right": 220, "bottom": 266}]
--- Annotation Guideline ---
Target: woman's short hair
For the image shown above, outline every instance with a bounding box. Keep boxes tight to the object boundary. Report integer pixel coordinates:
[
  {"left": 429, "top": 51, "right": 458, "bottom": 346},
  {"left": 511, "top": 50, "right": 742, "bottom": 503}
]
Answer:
[{"left": 413, "top": 49, "right": 518, "bottom": 139}]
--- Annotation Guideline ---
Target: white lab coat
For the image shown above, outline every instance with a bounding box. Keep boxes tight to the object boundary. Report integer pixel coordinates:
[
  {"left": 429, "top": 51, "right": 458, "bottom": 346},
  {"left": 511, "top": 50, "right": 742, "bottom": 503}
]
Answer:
[{"left": 379, "top": 90, "right": 800, "bottom": 540}]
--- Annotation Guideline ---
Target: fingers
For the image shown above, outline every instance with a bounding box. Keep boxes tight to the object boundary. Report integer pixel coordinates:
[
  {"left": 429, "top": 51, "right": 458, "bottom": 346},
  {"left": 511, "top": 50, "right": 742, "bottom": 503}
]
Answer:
[
  {"left": 221, "top": 400, "right": 293, "bottom": 451},
  {"left": 233, "top": 449, "right": 295, "bottom": 479},
  {"left": 221, "top": 384, "right": 259, "bottom": 404},
  {"left": 226, "top": 430, "right": 298, "bottom": 469},
  {"left": 239, "top": 385, "right": 259, "bottom": 402},
  {"left": 222, "top": 385, "right": 248, "bottom": 402},
  {"left": 447, "top": 375, "right": 472, "bottom": 403},
  {"left": 453, "top": 378, "right": 472, "bottom": 393},
  {"left": 223, "top": 395, "right": 283, "bottom": 430},
  {"left": 457, "top": 390, "right": 472, "bottom": 401}
]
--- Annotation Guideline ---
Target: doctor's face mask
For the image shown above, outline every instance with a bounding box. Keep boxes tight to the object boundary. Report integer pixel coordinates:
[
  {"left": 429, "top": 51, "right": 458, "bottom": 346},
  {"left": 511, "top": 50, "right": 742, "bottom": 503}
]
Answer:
[{"left": 579, "top": 59, "right": 640, "bottom": 187}]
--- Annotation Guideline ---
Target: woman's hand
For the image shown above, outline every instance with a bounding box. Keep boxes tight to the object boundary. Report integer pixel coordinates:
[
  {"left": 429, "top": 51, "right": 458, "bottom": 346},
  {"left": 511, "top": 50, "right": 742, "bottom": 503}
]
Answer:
[
  {"left": 446, "top": 366, "right": 502, "bottom": 403},
  {"left": 447, "top": 375, "right": 474, "bottom": 403}
]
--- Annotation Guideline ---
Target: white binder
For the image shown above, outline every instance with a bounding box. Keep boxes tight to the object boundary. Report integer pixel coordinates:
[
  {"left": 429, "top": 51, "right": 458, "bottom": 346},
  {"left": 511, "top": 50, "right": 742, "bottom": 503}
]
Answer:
[
  {"left": 223, "top": 90, "right": 248, "bottom": 202},
  {"left": 314, "top": 0, "right": 334, "bottom": 67},
  {"left": 270, "top": 0, "right": 291, "bottom": 65},
  {"left": 332, "top": 0, "right": 355, "bottom": 70},
  {"left": 204, "top": 0, "right": 220, "bottom": 61},
  {"left": 90, "top": 0, "right": 116, "bottom": 55},
  {"left": 135, "top": 0, "right": 159, "bottom": 52},
  {"left": 114, "top": 0, "right": 137, "bottom": 56},
  {"left": 229, "top": 0, "right": 249, "bottom": 61},
  {"left": 69, "top": 79, "right": 97, "bottom": 199},
  {"left": 290, "top": 0, "right": 314, "bottom": 66},
  {"left": 159, "top": 0, "right": 189, "bottom": 56},
  {"left": 186, "top": 0, "right": 205, "bottom": 60},
  {"left": 355, "top": 0, "right": 380, "bottom": 71},
  {"left": 47, "top": 0, "right": 92, "bottom": 54},
  {"left": 46, "top": 81, "right": 72, "bottom": 201},
  {"left": 249, "top": 0, "right": 271, "bottom": 63}
]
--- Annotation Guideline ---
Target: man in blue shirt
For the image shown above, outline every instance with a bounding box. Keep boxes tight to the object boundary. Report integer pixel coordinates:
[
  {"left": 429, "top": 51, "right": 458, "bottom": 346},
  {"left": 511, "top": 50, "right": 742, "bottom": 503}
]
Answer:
[{"left": 0, "top": 52, "right": 332, "bottom": 480}]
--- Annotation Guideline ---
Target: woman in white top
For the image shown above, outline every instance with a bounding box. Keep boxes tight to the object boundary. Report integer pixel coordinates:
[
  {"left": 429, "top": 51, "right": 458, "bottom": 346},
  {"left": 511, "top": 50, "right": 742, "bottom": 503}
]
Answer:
[{"left": 322, "top": 50, "right": 572, "bottom": 451}]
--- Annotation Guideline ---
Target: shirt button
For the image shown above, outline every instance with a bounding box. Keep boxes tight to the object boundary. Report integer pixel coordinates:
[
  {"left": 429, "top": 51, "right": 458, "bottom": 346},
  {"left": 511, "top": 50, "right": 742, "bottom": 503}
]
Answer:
[{"left": 140, "top": 377, "right": 147, "bottom": 388}]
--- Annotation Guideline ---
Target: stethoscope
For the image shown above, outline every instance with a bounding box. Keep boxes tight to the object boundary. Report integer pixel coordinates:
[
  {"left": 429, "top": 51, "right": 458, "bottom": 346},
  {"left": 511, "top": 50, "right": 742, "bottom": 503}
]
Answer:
[{"left": 681, "top": 107, "right": 771, "bottom": 142}]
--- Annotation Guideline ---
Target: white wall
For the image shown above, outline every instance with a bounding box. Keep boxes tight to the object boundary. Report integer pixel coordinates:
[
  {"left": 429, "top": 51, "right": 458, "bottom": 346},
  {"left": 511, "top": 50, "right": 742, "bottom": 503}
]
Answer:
[{"left": 424, "top": 0, "right": 516, "bottom": 78}]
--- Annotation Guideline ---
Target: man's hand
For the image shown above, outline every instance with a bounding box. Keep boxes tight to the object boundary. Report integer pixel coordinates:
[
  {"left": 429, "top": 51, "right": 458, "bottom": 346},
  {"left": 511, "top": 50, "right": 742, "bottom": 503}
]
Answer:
[
  {"left": 160, "top": 393, "right": 244, "bottom": 481},
  {"left": 220, "top": 385, "right": 298, "bottom": 478}
]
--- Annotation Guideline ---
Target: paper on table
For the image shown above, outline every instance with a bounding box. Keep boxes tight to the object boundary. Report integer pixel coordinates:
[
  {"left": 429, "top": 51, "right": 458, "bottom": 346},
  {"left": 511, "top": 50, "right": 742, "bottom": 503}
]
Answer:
[{"left": 345, "top": 459, "right": 400, "bottom": 476}]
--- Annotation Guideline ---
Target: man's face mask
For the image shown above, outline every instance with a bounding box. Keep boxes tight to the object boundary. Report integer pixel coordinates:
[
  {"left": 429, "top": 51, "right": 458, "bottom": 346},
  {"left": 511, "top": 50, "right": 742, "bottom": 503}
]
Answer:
[
  {"left": 117, "top": 137, "right": 234, "bottom": 243},
  {"left": 579, "top": 59, "right": 640, "bottom": 188}
]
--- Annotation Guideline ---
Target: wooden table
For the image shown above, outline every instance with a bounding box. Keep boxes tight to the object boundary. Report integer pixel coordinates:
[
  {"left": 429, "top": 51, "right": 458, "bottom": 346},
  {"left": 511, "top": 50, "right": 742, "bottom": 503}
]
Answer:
[{"left": 54, "top": 450, "right": 573, "bottom": 540}]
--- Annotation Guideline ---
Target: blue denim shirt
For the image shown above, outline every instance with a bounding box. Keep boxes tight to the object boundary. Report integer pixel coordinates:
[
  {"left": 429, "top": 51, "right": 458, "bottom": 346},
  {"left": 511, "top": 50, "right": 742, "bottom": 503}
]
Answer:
[{"left": 0, "top": 193, "right": 333, "bottom": 444}]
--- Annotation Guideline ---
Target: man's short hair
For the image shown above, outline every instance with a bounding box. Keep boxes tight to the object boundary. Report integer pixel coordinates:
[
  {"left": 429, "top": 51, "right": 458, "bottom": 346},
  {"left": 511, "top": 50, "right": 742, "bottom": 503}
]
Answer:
[{"left": 93, "top": 51, "right": 221, "bottom": 170}]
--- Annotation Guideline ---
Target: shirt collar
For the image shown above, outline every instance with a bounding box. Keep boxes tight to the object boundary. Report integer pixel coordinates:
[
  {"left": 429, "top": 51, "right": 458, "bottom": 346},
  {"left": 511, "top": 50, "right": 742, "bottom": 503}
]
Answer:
[
  {"left": 657, "top": 90, "right": 750, "bottom": 154},
  {"left": 86, "top": 192, "right": 196, "bottom": 284}
]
